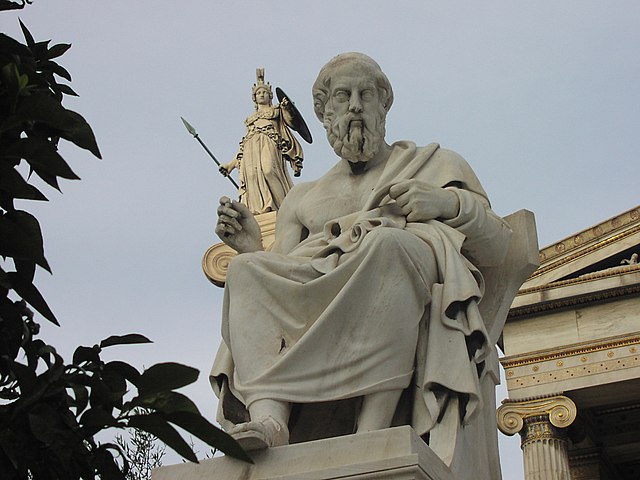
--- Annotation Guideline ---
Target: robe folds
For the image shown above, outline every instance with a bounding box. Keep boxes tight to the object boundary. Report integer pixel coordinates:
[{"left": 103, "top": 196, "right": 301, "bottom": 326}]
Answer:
[
  {"left": 236, "top": 106, "right": 302, "bottom": 214},
  {"left": 211, "top": 141, "right": 512, "bottom": 438}
]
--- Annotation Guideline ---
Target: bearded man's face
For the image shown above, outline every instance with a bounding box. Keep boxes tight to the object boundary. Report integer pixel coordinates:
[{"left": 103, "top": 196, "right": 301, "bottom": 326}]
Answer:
[{"left": 323, "top": 70, "right": 387, "bottom": 164}]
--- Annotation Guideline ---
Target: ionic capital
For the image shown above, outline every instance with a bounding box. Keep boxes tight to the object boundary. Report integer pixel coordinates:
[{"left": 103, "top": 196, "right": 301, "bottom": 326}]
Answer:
[{"left": 496, "top": 394, "right": 577, "bottom": 436}]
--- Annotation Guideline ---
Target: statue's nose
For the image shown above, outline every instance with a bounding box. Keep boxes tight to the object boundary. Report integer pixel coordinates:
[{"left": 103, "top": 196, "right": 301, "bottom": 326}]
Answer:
[{"left": 349, "top": 93, "right": 363, "bottom": 113}]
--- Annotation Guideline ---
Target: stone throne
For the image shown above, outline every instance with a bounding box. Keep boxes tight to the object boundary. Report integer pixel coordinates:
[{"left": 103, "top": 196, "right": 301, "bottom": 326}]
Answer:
[
  {"left": 425, "top": 209, "right": 538, "bottom": 478},
  {"left": 159, "top": 208, "right": 540, "bottom": 480}
]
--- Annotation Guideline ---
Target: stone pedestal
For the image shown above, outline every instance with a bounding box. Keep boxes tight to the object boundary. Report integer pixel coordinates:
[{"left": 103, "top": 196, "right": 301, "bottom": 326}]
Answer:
[
  {"left": 152, "top": 426, "right": 453, "bottom": 480},
  {"left": 497, "top": 395, "right": 577, "bottom": 480}
]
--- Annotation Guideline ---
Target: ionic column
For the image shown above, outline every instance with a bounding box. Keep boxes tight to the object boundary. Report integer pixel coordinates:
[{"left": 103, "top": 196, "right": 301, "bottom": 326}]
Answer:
[{"left": 497, "top": 395, "right": 577, "bottom": 480}]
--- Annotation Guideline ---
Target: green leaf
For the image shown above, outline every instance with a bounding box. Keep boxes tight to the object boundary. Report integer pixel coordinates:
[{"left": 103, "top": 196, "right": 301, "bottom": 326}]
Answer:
[
  {"left": 0, "top": 309, "right": 24, "bottom": 360},
  {"left": 45, "top": 43, "right": 71, "bottom": 60},
  {"left": 102, "top": 367, "right": 127, "bottom": 400},
  {"left": 0, "top": 161, "right": 48, "bottom": 201},
  {"left": 14, "top": 258, "right": 36, "bottom": 282},
  {"left": 100, "top": 334, "right": 152, "bottom": 348},
  {"left": 0, "top": 63, "right": 20, "bottom": 104},
  {"left": 31, "top": 40, "right": 51, "bottom": 60},
  {"left": 11, "top": 360, "right": 37, "bottom": 395},
  {"left": 80, "top": 407, "right": 120, "bottom": 429},
  {"left": 54, "top": 82, "right": 78, "bottom": 97},
  {"left": 19, "top": 20, "right": 35, "bottom": 47},
  {"left": 89, "top": 377, "right": 116, "bottom": 409},
  {"left": 0, "top": 265, "right": 11, "bottom": 288},
  {"left": 1, "top": 93, "right": 102, "bottom": 159},
  {"left": 104, "top": 360, "right": 141, "bottom": 385},
  {"left": 40, "top": 60, "right": 72, "bottom": 81},
  {"left": 59, "top": 109, "right": 102, "bottom": 159},
  {"left": 166, "top": 411, "right": 252, "bottom": 463},
  {"left": 71, "top": 384, "right": 89, "bottom": 415},
  {"left": 33, "top": 340, "right": 59, "bottom": 368},
  {"left": 6, "top": 137, "right": 80, "bottom": 181},
  {"left": 5, "top": 272, "right": 58, "bottom": 325},
  {"left": 0, "top": 210, "right": 50, "bottom": 271},
  {"left": 28, "top": 403, "right": 73, "bottom": 445},
  {"left": 137, "top": 363, "right": 199, "bottom": 395},
  {"left": 73, "top": 345, "right": 100, "bottom": 365},
  {"left": 0, "top": 32, "right": 31, "bottom": 56},
  {"left": 128, "top": 391, "right": 199, "bottom": 415},
  {"left": 128, "top": 413, "right": 197, "bottom": 463}
]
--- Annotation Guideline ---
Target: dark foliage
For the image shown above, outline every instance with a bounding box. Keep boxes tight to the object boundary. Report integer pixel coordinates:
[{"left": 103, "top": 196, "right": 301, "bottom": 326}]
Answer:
[
  {"left": 0, "top": 20, "right": 250, "bottom": 479},
  {"left": 0, "top": 1, "right": 33, "bottom": 12}
]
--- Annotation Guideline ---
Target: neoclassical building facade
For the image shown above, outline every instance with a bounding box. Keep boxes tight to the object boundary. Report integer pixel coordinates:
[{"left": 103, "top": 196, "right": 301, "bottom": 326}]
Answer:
[{"left": 498, "top": 206, "right": 640, "bottom": 479}]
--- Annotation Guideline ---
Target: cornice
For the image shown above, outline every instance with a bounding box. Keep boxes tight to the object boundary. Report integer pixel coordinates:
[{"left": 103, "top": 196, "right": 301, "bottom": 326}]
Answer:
[
  {"left": 517, "top": 264, "right": 640, "bottom": 297},
  {"left": 536, "top": 206, "right": 640, "bottom": 268},
  {"left": 508, "top": 282, "right": 640, "bottom": 319},
  {"left": 529, "top": 222, "right": 640, "bottom": 282},
  {"left": 501, "top": 334, "right": 640, "bottom": 369}
]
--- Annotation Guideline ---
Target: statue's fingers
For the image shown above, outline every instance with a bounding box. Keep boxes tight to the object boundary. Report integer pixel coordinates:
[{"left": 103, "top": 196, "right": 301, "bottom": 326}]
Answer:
[
  {"left": 230, "top": 199, "right": 253, "bottom": 218},
  {"left": 218, "top": 215, "right": 242, "bottom": 231},
  {"left": 216, "top": 221, "right": 239, "bottom": 237},
  {"left": 392, "top": 191, "right": 411, "bottom": 209},
  {"left": 388, "top": 180, "right": 411, "bottom": 199},
  {"left": 406, "top": 212, "right": 417, "bottom": 222},
  {"left": 217, "top": 204, "right": 240, "bottom": 218},
  {"left": 225, "top": 216, "right": 243, "bottom": 231},
  {"left": 215, "top": 223, "right": 229, "bottom": 237}
]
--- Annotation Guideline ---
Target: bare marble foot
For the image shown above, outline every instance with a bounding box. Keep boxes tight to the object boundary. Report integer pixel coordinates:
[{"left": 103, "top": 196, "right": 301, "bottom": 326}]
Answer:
[{"left": 229, "top": 416, "right": 290, "bottom": 451}]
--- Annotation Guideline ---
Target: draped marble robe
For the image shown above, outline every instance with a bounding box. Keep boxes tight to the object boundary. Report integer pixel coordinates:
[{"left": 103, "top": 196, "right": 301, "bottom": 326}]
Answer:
[
  {"left": 235, "top": 105, "right": 302, "bottom": 214},
  {"left": 211, "top": 141, "right": 511, "bottom": 439}
]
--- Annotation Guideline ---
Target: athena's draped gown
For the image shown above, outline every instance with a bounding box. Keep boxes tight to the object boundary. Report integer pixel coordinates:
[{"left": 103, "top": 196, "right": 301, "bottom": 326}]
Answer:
[{"left": 235, "top": 106, "right": 303, "bottom": 214}]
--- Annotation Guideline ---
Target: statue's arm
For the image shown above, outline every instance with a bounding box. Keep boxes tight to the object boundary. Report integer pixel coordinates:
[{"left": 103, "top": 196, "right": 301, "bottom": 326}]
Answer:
[
  {"left": 220, "top": 153, "right": 240, "bottom": 176},
  {"left": 387, "top": 148, "right": 511, "bottom": 267},
  {"left": 270, "top": 184, "right": 310, "bottom": 255},
  {"left": 278, "top": 99, "right": 296, "bottom": 129},
  {"left": 442, "top": 188, "right": 512, "bottom": 267}
]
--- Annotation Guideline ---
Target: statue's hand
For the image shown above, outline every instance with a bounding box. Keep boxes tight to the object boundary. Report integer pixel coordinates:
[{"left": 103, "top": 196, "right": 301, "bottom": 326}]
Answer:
[
  {"left": 220, "top": 161, "right": 235, "bottom": 176},
  {"left": 215, "top": 197, "right": 263, "bottom": 253},
  {"left": 292, "top": 158, "right": 303, "bottom": 177},
  {"left": 388, "top": 180, "right": 460, "bottom": 222}
]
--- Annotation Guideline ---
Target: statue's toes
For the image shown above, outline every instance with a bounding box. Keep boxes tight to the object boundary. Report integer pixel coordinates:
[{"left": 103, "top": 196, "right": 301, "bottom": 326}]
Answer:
[
  {"left": 231, "top": 427, "right": 270, "bottom": 451},
  {"left": 229, "top": 417, "right": 289, "bottom": 450}
]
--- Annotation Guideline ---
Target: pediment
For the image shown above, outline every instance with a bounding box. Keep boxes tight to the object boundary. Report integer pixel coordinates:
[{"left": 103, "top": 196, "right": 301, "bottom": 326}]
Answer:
[{"left": 511, "top": 206, "right": 640, "bottom": 312}]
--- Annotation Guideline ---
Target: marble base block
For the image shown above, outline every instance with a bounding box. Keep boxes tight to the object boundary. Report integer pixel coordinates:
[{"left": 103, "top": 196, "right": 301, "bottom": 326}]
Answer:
[{"left": 152, "top": 426, "right": 454, "bottom": 480}]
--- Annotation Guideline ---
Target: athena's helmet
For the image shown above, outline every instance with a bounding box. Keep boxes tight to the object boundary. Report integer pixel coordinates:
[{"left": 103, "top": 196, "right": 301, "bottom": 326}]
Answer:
[{"left": 252, "top": 68, "right": 274, "bottom": 106}]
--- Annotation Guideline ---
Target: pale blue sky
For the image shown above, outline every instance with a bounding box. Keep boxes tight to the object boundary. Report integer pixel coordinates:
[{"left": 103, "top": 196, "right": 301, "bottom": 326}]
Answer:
[{"left": 3, "top": 1, "right": 640, "bottom": 477}]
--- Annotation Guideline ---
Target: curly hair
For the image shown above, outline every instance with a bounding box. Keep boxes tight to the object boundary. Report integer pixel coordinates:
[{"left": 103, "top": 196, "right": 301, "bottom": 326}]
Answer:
[{"left": 312, "top": 52, "right": 394, "bottom": 122}]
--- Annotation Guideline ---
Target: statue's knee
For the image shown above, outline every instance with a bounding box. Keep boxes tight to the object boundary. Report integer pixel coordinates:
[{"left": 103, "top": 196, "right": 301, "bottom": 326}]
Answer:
[
  {"left": 363, "top": 227, "right": 408, "bottom": 246},
  {"left": 363, "top": 228, "right": 428, "bottom": 257},
  {"left": 227, "top": 252, "right": 261, "bottom": 282}
]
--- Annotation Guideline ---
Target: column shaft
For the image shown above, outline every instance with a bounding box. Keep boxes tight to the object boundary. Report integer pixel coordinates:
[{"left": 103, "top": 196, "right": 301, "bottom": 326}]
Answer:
[{"left": 521, "top": 416, "right": 571, "bottom": 480}]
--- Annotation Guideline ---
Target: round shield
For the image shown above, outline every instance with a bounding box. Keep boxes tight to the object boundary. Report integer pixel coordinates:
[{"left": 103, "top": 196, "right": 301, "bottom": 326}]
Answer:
[{"left": 276, "top": 87, "right": 313, "bottom": 144}]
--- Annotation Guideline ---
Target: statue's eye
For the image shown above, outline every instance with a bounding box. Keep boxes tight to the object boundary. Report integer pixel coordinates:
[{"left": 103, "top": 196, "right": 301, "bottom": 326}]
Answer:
[
  {"left": 361, "top": 90, "right": 374, "bottom": 101},
  {"left": 334, "top": 90, "right": 349, "bottom": 102}
]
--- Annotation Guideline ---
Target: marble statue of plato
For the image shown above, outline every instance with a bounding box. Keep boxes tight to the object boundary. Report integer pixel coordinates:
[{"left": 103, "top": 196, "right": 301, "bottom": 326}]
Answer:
[{"left": 210, "top": 52, "right": 513, "bottom": 469}]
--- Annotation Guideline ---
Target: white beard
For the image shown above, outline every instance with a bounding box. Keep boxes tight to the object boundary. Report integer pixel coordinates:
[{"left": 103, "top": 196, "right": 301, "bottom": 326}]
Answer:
[{"left": 324, "top": 105, "right": 386, "bottom": 163}]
